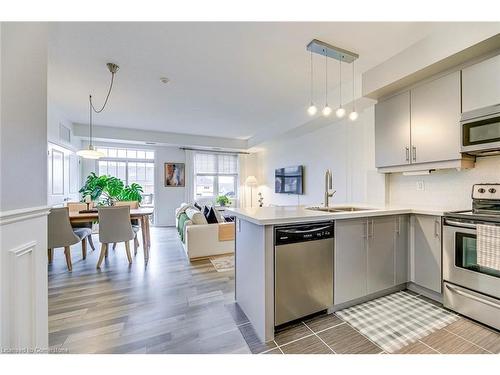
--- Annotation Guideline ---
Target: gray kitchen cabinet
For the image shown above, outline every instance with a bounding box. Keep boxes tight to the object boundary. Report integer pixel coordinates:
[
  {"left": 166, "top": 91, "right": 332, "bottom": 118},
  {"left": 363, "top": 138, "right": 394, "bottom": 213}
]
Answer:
[
  {"left": 334, "top": 219, "right": 367, "bottom": 304},
  {"left": 395, "top": 215, "right": 410, "bottom": 285},
  {"left": 462, "top": 54, "right": 500, "bottom": 113},
  {"left": 410, "top": 71, "right": 461, "bottom": 164},
  {"left": 367, "top": 216, "right": 396, "bottom": 294},
  {"left": 375, "top": 91, "right": 411, "bottom": 168},
  {"left": 412, "top": 215, "right": 442, "bottom": 293},
  {"left": 335, "top": 215, "right": 409, "bottom": 304}
]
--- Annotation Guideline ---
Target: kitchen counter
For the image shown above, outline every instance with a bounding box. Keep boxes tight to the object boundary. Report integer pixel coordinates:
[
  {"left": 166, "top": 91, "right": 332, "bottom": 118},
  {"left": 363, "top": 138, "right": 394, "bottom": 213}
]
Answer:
[{"left": 227, "top": 204, "right": 451, "bottom": 226}]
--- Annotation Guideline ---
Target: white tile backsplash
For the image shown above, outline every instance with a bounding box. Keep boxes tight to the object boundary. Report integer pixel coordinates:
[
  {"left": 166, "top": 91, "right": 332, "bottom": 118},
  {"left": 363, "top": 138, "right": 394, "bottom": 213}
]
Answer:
[{"left": 389, "top": 155, "right": 500, "bottom": 211}]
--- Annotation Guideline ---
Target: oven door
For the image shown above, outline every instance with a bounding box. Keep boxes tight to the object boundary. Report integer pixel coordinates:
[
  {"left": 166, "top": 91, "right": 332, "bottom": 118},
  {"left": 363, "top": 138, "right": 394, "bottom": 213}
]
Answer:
[{"left": 443, "top": 218, "right": 500, "bottom": 299}]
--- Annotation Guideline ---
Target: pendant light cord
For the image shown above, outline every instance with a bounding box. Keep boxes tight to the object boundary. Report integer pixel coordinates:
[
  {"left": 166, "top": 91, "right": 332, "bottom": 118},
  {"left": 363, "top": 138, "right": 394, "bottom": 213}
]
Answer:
[
  {"left": 324, "top": 49, "right": 328, "bottom": 105},
  {"left": 310, "top": 50, "right": 314, "bottom": 104},
  {"left": 352, "top": 60, "right": 355, "bottom": 111},
  {"left": 88, "top": 70, "right": 116, "bottom": 147},
  {"left": 339, "top": 57, "right": 342, "bottom": 107},
  {"left": 90, "top": 72, "right": 115, "bottom": 113}
]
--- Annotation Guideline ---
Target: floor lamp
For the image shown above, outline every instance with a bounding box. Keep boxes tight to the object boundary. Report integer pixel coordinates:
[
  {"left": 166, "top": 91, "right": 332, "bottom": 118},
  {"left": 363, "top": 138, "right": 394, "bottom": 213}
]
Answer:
[{"left": 245, "top": 176, "right": 258, "bottom": 207}]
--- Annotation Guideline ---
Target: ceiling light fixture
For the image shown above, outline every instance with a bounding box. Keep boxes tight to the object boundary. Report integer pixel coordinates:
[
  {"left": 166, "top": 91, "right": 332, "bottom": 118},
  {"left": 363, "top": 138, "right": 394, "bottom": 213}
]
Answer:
[
  {"left": 306, "top": 40, "right": 358, "bottom": 121},
  {"left": 322, "top": 48, "right": 332, "bottom": 117},
  {"left": 77, "top": 63, "right": 119, "bottom": 159},
  {"left": 348, "top": 60, "right": 359, "bottom": 121},
  {"left": 307, "top": 49, "right": 317, "bottom": 116},
  {"left": 160, "top": 77, "right": 170, "bottom": 84}
]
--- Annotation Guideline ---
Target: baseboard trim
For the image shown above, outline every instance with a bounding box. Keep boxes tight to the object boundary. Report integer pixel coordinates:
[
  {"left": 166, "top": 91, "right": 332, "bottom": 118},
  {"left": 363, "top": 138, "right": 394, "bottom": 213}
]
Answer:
[
  {"left": 406, "top": 282, "right": 443, "bottom": 303},
  {"left": 329, "top": 284, "right": 407, "bottom": 312},
  {"left": 0, "top": 206, "right": 50, "bottom": 226}
]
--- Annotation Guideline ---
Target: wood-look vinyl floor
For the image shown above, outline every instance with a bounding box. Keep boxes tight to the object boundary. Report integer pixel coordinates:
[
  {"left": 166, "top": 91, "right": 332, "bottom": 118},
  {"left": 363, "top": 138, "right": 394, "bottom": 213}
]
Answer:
[
  {"left": 48, "top": 227, "right": 250, "bottom": 354},
  {"left": 49, "top": 227, "right": 500, "bottom": 354}
]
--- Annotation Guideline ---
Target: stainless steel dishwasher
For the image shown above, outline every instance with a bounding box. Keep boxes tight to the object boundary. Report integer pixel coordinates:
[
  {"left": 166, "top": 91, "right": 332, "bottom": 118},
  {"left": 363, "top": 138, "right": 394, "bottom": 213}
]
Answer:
[{"left": 274, "top": 221, "right": 334, "bottom": 327}]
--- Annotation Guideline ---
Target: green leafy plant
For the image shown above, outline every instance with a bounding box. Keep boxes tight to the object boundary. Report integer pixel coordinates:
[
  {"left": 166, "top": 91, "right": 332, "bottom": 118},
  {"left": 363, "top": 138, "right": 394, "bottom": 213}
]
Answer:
[
  {"left": 79, "top": 172, "right": 143, "bottom": 205},
  {"left": 215, "top": 195, "right": 231, "bottom": 206}
]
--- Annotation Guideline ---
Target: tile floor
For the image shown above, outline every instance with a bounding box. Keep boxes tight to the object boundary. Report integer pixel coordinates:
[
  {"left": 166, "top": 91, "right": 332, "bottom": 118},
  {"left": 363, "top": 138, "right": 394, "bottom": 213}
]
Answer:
[{"left": 248, "top": 291, "right": 500, "bottom": 354}]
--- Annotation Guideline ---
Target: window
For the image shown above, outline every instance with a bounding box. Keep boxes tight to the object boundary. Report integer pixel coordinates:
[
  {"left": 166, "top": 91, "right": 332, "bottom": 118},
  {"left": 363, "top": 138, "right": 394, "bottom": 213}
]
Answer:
[
  {"left": 194, "top": 152, "right": 239, "bottom": 201},
  {"left": 96, "top": 146, "right": 155, "bottom": 204}
]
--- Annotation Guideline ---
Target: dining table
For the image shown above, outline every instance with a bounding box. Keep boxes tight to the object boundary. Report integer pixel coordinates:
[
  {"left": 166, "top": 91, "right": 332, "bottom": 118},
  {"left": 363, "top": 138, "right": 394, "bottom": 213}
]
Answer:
[{"left": 68, "top": 207, "right": 154, "bottom": 260}]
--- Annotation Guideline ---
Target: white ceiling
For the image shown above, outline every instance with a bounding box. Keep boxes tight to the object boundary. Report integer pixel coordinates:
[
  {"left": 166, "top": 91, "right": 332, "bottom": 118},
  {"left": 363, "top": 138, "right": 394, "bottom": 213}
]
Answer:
[{"left": 48, "top": 22, "right": 448, "bottom": 141}]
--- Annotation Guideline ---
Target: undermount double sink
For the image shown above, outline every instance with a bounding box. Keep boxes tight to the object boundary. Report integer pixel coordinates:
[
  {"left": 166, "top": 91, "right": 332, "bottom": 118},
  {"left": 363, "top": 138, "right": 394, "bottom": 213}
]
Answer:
[{"left": 306, "top": 206, "right": 373, "bottom": 213}]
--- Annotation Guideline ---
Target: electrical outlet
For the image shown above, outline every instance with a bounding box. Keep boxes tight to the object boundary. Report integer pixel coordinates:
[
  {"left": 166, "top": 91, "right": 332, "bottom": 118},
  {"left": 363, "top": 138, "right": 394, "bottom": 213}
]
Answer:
[{"left": 416, "top": 181, "right": 425, "bottom": 191}]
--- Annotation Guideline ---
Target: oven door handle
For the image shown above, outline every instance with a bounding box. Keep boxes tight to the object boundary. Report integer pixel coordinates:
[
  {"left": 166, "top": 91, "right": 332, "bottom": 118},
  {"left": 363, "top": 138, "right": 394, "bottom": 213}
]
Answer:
[
  {"left": 446, "top": 284, "right": 500, "bottom": 310},
  {"left": 443, "top": 219, "right": 477, "bottom": 229}
]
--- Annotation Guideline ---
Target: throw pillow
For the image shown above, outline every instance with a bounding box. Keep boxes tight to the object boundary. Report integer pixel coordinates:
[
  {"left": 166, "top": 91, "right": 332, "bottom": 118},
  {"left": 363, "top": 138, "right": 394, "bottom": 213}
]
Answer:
[
  {"left": 203, "top": 206, "right": 210, "bottom": 218},
  {"left": 194, "top": 202, "right": 202, "bottom": 211},
  {"left": 185, "top": 207, "right": 208, "bottom": 225},
  {"left": 213, "top": 208, "right": 226, "bottom": 223},
  {"left": 206, "top": 207, "right": 219, "bottom": 224}
]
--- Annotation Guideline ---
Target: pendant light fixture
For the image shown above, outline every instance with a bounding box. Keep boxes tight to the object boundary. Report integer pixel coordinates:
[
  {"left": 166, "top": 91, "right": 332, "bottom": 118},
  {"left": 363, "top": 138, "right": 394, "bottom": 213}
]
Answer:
[
  {"left": 306, "top": 39, "right": 358, "bottom": 121},
  {"left": 349, "top": 60, "right": 359, "bottom": 121},
  {"left": 307, "top": 49, "right": 317, "bottom": 116},
  {"left": 77, "top": 62, "right": 119, "bottom": 159},
  {"left": 335, "top": 58, "right": 346, "bottom": 118},
  {"left": 322, "top": 48, "right": 332, "bottom": 117}
]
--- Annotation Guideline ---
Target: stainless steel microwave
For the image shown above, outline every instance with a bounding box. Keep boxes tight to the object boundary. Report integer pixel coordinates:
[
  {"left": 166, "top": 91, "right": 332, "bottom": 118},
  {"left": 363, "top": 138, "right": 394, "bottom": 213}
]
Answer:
[{"left": 461, "top": 104, "right": 500, "bottom": 156}]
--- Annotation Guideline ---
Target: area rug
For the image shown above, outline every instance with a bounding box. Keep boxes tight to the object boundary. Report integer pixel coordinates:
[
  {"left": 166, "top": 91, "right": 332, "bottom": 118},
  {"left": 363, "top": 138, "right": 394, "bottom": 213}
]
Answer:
[
  {"left": 336, "top": 291, "right": 458, "bottom": 353},
  {"left": 209, "top": 255, "right": 234, "bottom": 272}
]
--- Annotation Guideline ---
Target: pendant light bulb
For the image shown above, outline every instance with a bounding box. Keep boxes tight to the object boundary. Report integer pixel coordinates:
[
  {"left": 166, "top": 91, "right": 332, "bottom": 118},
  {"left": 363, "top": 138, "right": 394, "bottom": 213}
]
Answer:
[
  {"left": 348, "top": 111, "right": 359, "bottom": 121},
  {"left": 336, "top": 107, "right": 346, "bottom": 118},
  {"left": 307, "top": 104, "right": 318, "bottom": 116},
  {"left": 322, "top": 105, "right": 332, "bottom": 117}
]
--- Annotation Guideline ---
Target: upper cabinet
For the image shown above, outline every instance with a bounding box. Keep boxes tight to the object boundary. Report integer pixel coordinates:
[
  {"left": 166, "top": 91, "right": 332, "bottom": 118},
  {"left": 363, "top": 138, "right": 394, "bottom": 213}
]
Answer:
[
  {"left": 375, "top": 71, "right": 473, "bottom": 173},
  {"left": 411, "top": 71, "right": 461, "bottom": 163},
  {"left": 462, "top": 54, "right": 500, "bottom": 113},
  {"left": 375, "top": 91, "right": 411, "bottom": 168}
]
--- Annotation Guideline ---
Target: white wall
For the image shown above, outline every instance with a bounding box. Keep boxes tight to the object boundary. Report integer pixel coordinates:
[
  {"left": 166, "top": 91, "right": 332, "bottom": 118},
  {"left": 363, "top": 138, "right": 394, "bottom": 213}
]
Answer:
[
  {"left": 0, "top": 22, "right": 49, "bottom": 350},
  {"left": 244, "top": 107, "right": 386, "bottom": 208},
  {"left": 81, "top": 141, "right": 186, "bottom": 227},
  {"left": 389, "top": 155, "right": 500, "bottom": 211},
  {"left": 1, "top": 23, "right": 48, "bottom": 211},
  {"left": 154, "top": 146, "right": 186, "bottom": 226}
]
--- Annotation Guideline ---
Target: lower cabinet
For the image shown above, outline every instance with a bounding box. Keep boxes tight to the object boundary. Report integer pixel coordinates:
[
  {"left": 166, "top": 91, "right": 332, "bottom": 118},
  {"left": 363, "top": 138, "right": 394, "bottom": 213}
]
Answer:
[
  {"left": 367, "top": 216, "right": 396, "bottom": 294},
  {"left": 395, "top": 215, "right": 410, "bottom": 285},
  {"left": 335, "top": 215, "right": 409, "bottom": 305},
  {"left": 412, "top": 215, "right": 442, "bottom": 293}
]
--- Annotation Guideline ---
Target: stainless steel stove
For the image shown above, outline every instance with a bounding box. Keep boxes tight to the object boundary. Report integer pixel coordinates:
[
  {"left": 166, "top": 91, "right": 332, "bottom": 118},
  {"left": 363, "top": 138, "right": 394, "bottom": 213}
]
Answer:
[{"left": 443, "top": 183, "right": 500, "bottom": 330}]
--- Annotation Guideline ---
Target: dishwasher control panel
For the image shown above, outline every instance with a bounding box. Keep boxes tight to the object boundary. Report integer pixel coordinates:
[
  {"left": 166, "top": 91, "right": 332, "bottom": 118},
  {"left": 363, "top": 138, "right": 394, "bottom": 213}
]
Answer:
[{"left": 274, "top": 221, "right": 334, "bottom": 246}]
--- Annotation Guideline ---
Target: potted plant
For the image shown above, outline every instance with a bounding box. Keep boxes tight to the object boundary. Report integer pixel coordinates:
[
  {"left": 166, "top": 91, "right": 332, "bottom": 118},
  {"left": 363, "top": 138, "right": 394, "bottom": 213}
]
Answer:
[
  {"left": 215, "top": 195, "right": 231, "bottom": 207},
  {"left": 79, "top": 172, "right": 144, "bottom": 205}
]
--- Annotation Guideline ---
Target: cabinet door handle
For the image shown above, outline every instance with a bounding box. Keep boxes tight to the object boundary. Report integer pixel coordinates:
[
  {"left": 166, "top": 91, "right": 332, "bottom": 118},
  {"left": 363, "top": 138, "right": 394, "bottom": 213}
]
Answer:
[
  {"left": 405, "top": 147, "right": 410, "bottom": 162},
  {"left": 396, "top": 216, "right": 401, "bottom": 235},
  {"left": 362, "top": 221, "right": 368, "bottom": 238},
  {"left": 369, "top": 220, "right": 374, "bottom": 238},
  {"left": 412, "top": 146, "right": 417, "bottom": 162},
  {"left": 434, "top": 219, "right": 440, "bottom": 239}
]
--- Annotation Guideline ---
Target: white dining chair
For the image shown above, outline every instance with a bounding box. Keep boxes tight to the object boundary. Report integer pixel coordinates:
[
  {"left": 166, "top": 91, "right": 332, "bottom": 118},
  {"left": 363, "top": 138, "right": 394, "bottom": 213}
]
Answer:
[
  {"left": 67, "top": 202, "right": 96, "bottom": 251},
  {"left": 112, "top": 201, "right": 140, "bottom": 253},
  {"left": 97, "top": 206, "right": 140, "bottom": 269},
  {"left": 48, "top": 207, "right": 92, "bottom": 271}
]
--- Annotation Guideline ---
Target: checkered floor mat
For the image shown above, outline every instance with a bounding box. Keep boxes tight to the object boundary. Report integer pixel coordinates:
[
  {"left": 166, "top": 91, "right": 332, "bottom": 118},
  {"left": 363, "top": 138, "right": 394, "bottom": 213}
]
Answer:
[{"left": 336, "top": 291, "right": 458, "bottom": 353}]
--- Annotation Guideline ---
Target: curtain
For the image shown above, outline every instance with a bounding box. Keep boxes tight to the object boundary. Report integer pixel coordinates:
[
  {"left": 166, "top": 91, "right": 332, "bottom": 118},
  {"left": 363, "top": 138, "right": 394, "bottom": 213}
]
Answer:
[{"left": 184, "top": 149, "right": 195, "bottom": 203}]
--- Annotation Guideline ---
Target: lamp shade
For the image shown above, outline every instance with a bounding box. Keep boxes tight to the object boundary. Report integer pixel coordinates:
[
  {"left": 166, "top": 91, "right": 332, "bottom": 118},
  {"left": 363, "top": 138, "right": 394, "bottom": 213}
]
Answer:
[
  {"left": 76, "top": 145, "right": 105, "bottom": 159},
  {"left": 245, "top": 176, "right": 258, "bottom": 186}
]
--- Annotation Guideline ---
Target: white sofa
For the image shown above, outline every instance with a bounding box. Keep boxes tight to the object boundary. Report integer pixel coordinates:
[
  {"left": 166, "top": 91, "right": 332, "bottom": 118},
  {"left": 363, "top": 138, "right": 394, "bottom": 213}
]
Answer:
[{"left": 175, "top": 203, "right": 235, "bottom": 260}]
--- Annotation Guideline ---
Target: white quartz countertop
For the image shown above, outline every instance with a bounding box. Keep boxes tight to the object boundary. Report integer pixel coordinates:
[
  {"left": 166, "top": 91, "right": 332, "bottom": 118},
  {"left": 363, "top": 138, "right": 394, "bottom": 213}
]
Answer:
[{"left": 226, "top": 204, "right": 458, "bottom": 226}]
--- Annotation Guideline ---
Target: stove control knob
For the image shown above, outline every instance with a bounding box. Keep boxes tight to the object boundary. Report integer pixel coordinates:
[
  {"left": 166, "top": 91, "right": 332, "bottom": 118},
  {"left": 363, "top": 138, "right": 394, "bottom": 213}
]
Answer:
[
  {"left": 488, "top": 188, "right": 497, "bottom": 194},
  {"left": 478, "top": 188, "right": 486, "bottom": 193}
]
